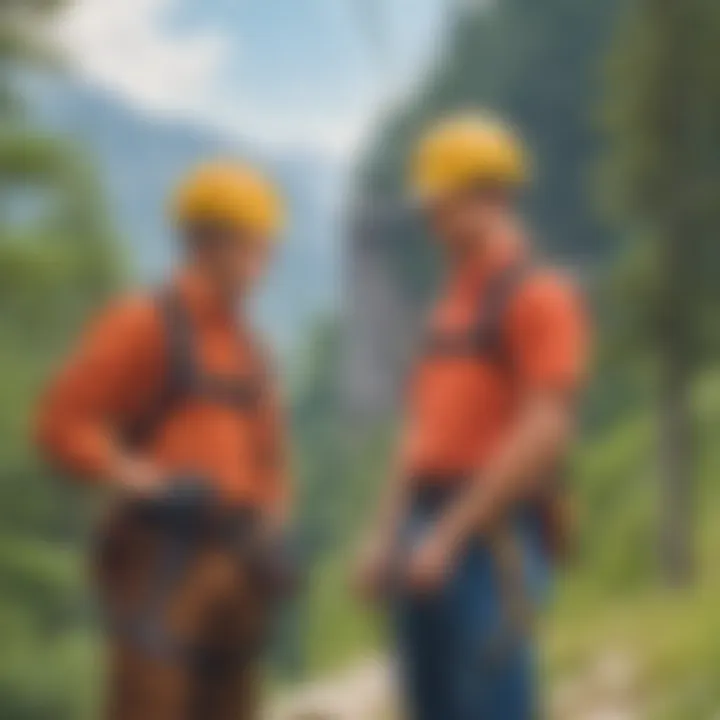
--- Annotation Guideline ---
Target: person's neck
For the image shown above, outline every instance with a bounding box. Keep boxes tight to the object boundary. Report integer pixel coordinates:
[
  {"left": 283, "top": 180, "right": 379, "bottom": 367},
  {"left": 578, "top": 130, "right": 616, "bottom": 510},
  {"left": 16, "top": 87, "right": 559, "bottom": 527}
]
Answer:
[
  {"left": 449, "top": 229, "right": 490, "bottom": 274},
  {"left": 447, "top": 218, "right": 525, "bottom": 285},
  {"left": 179, "top": 266, "right": 243, "bottom": 321}
]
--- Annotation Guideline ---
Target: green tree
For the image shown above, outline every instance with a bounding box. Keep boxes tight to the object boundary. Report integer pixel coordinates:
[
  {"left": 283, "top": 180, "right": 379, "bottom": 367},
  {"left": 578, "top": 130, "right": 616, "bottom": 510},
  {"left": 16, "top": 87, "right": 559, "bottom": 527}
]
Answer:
[
  {"left": 601, "top": 0, "right": 720, "bottom": 585},
  {"left": 0, "top": 0, "right": 120, "bottom": 537},
  {"left": 0, "top": 1, "right": 123, "bottom": 717}
]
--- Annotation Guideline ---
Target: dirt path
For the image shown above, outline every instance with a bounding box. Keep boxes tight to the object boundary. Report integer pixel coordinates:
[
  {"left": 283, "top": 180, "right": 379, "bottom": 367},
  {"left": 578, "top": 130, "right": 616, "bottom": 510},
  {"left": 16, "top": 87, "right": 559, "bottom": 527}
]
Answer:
[
  {"left": 268, "top": 650, "right": 644, "bottom": 720},
  {"left": 267, "top": 656, "right": 392, "bottom": 720},
  {"left": 552, "top": 650, "right": 643, "bottom": 720}
]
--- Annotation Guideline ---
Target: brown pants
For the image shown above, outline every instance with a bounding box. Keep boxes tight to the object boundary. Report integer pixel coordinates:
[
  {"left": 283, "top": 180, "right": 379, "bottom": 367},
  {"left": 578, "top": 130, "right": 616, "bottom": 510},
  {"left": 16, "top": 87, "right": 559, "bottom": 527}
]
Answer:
[{"left": 95, "top": 505, "right": 272, "bottom": 720}]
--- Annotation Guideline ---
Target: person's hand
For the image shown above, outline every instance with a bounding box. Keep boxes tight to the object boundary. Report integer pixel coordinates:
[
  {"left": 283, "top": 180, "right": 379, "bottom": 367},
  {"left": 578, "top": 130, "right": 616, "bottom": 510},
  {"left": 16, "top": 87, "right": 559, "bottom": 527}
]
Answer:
[
  {"left": 252, "top": 517, "right": 300, "bottom": 599},
  {"left": 405, "top": 531, "right": 456, "bottom": 595},
  {"left": 353, "top": 533, "right": 395, "bottom": 602},
  {"left": 261, "top": 505, "right": 291, "bottom": 543},
  {"left": 108, "top": 454, "right": 163, "bottom": 497}
]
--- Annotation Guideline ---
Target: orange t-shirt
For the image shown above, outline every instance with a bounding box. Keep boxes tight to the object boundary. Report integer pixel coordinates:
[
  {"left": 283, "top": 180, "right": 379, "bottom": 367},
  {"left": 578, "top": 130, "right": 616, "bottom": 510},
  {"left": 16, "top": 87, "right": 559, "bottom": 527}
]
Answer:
[
  {"left": 36, "top": 270, "right": 288, "bottom": 511},
  {"left": 400, "top": 239, "right": 589, "bottom": 481}
]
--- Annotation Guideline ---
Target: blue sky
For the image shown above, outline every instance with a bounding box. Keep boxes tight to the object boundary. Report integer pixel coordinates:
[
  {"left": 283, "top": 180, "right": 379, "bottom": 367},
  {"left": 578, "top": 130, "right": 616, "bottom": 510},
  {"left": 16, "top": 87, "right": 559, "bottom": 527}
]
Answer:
[{"left": 54, "top": 0, "right": 455, "bottom": 160}]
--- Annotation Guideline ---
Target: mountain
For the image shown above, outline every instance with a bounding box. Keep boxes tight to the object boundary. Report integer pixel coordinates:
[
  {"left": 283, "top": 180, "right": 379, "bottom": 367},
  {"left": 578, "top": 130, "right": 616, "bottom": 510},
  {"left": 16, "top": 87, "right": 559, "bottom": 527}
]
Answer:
[{"left": 33, "top": 78, "right": 342, "bottom": 350}]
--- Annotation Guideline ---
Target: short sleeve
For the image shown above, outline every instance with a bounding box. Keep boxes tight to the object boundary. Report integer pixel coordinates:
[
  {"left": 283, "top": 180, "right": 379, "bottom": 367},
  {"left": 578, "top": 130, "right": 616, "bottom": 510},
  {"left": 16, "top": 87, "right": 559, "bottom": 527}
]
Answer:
[{"left": 506, "top": 271, "right": 590, "bottom": 395}]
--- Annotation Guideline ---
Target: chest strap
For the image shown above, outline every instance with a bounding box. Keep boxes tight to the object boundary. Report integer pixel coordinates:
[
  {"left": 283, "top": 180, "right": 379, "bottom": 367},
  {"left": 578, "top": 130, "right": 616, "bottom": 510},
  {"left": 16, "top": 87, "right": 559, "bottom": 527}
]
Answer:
[
  {"left": 125, "top": 288, "right": 266, "bottom": 447},
  {"left": 423, "top": 262, "right": 533, "bottom": 364}
]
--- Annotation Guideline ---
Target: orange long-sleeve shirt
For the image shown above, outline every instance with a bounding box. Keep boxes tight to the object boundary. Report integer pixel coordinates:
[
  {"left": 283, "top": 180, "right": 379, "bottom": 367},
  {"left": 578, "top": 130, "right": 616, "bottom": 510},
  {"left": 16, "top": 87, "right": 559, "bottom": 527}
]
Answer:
[{"left": 36, "top": 271, "right": 288, "bottom": 511}]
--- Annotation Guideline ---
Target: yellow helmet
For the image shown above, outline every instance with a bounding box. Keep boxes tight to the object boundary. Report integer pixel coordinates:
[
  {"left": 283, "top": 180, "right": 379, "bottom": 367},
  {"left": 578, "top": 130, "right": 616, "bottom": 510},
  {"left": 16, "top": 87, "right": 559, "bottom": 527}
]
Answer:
[
  {"left": 172, "top": 161, "right": 284, "bottom": 239},
  {"left": 410, "top": 113, "right": 528, "bottom": 202}
]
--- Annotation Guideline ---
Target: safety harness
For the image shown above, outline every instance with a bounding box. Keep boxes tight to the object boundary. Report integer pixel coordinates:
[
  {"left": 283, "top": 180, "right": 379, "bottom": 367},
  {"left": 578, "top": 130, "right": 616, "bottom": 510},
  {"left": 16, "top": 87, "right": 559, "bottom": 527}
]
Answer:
[
  {"left": 421, "top": 258, "right": 572, "bottom": 559},
  {"left": 418, "top": 260, "right": 571, "bottom": 662},
  {"left": 107, "top": 288, "right": 285, "bottom": 672},
  {"left": 126, "top": 287, "right": 267, "bottom": 448},
  {"left": 423, "top": 260, "right": 532, "bottom": 363}
]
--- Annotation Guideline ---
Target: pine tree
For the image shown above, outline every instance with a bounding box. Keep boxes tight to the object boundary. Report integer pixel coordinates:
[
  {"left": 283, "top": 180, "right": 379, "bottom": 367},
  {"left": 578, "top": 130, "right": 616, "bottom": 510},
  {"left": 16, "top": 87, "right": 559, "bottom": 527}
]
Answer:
[
  {"left": 0, "top": 2, "right": 123, "bottom": 715},
  {"left": 601, "top": 0, "right": 720, "bottom": 585}
]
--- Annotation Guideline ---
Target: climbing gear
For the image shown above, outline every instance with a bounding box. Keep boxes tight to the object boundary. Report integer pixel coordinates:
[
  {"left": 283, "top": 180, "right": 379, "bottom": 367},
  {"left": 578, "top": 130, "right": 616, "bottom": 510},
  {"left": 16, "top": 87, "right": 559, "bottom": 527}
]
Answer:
[
  {"left": 395, "top": 489, "right": 538, "bottom": 719},
  {"left": 104, "top": 477, "right": 241, "bottom": 672},
  {"left": 421, "top": 260, "right": 576, "bottom": 564},
  {"left": 403, "top": 482, "right": 534, "bottom": 672},
  {"left": 101, "top": 289, "right": 298, "bottom": 671},
  {"left": 423, "top": 261, "right": 532, "bottom": 363},
  {"left": 486, "top": 528, "right": 534, "bottom": 663},
  {"left": 245, "top": 529, "right": 303, "bottom": 598},
  {"left": 124, "top": 287, "right": 268, "bottom": 450},
  {"left": 99, "top": 476, "right": 298, "bottom": 672},
  {"left": 410, "top": 113, "right": 528, "bottom": 202},
  {"left": 172, "top": 161, "right": 284, "bottom": 238},
  {"left": 408, "top": 262, "right": 577, "bottom": 672}
]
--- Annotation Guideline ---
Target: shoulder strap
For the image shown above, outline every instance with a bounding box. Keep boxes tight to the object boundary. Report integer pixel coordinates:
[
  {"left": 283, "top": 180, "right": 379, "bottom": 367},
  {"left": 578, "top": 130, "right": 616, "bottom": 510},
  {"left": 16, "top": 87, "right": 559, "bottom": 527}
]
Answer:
[
  {"left": 199, "top": 327, "right": 269, "bottom": 409},
  {"left": 422, "top": 262, "right": 534, "bottom": 360},
  {"left": 471, "top": 261, "right": 534, "bottom": 365},
  {"left": 157, "top": 288, "right": 198, "bottom": 400},
  {"left": 124, "top": 288, "right": 198, "bottom": 447}
]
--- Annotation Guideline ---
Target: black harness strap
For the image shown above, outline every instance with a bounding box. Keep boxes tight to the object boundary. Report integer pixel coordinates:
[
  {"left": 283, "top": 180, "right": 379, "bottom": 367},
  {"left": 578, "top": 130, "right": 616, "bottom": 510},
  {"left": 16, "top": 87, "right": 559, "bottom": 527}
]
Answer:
[
  {"left": 158, "top": 287, "right": 198, "bottom": 398},
  {"left": 198, "top": 374, "right": 264, "bottom": 408},
  {"left": 419, "top": 262, "right": 541, "bottom": 666},
  {"left": 158, "top": 286, "right": 267, "bottom": 411},
  {"left": 125, "top": 288, "right": 266, "bottom": 447},
  {"left": 114, "top": 288, "right": 271, "bottom": 670},
  {"left": 423, "top": 261, "right": 533, "bottom": 363}
]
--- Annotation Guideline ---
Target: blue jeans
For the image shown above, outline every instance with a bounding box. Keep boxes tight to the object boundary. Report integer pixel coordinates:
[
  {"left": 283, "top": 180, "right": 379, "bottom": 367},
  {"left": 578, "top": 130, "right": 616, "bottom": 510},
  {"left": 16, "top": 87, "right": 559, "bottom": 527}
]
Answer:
[{"left": 393, "top": 495, "right": 549, "bottom": 720}]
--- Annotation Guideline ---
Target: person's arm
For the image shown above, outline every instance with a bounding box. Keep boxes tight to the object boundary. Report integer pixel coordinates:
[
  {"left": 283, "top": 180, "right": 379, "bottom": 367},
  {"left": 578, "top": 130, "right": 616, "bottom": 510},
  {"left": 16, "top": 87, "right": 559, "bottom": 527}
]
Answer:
[
  {"left": 354, "top": 464, "right": 411, "bottom": 600},
  {"left": 371, "top": 454, "right": 414, "bottom": 544},
  {"left": 257, "top": 383, "right": 292, "bottom": 530},
  {"left": 407, "top": 273, "right": 589, "bottom": 592},
  {"left": 35, "top": 297, "right": 166, "bottom": 495},
  {"left": 353, "top": 419, "right": 418, "bottom": 600},
  {"left": 413, "top": 393, "right": 572, "bottom": 588}
]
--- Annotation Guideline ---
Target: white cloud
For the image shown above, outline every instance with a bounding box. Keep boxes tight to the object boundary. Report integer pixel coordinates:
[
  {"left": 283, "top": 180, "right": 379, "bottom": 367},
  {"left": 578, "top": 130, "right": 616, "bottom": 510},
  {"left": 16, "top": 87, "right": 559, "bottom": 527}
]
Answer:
[
  {"left": 211, "top": 101, "right": 377, "bottom": 161},
  {"left": 51, "top": 0, "right": 448, "bottom": 162},
  {"left": 52, "top": 0, "right": 372, "bottom": 160},
  {"left": 55, "top": 0, "right": 229, "bottom": 118}
]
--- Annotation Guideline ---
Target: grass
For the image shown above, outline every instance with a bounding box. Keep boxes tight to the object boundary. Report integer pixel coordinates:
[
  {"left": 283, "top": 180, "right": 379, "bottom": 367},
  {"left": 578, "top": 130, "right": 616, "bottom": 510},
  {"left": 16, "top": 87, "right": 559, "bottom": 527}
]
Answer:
[{"left": 542, "top": 371, "right": 720, "bottom": 718}]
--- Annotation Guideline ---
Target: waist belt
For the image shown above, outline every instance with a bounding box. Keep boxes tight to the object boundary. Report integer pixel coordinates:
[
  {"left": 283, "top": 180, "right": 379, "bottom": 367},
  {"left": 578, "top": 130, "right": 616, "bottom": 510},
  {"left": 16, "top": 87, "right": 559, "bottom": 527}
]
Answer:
[
  {"left": 410, "top": 473, "right": 540, "bottom": 524},
  {"left": 129, "top": 498, "right": 260, "bottom": 548},
  {"left": 410, "top": 473, "right": 470, "bottom": 511}
]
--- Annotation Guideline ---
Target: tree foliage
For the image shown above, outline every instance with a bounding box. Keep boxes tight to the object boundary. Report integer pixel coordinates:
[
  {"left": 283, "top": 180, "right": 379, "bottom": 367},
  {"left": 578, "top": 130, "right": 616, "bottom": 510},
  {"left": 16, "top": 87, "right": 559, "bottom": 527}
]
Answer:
[
  {"left": 600, "top": 0, "right": 720, "bottom": 584},
  {"left": 0, "top": 1, "right": 123, "bottom": 716}
]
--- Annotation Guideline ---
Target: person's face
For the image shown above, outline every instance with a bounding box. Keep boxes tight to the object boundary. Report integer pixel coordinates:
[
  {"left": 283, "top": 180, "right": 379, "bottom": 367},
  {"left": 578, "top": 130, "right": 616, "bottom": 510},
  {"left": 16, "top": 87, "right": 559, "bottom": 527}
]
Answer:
[
  {"left": 189, "top": 225, "right": 274, "bottom": 300},
  {"left": 425, "top": 187, "right": 510, "bottom": 258}
]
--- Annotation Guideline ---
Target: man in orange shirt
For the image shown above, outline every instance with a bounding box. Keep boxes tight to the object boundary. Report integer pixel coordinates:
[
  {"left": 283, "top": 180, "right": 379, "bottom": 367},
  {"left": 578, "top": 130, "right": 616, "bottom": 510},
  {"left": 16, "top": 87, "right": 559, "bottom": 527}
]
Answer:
[
  {"left": 356, "top": 115, "right": 589, "bottom": 720},
  {"left": 37, "top": 162, "right": 291, "bottom": 720}
]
